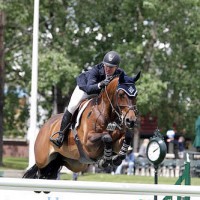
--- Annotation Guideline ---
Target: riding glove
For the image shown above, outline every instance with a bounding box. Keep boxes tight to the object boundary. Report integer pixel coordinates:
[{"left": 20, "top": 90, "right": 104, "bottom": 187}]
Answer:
[{"left": 98, "top": 78, "right": 110, "bottom": 89}]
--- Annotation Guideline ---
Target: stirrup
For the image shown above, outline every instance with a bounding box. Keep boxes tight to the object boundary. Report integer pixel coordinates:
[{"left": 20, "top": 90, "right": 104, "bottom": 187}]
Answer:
[{"left": 50, "top": 131, "right": 64, "bottom": 148}]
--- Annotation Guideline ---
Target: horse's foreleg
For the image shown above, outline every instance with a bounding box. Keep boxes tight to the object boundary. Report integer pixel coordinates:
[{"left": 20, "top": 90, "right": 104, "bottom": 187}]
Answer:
[
  {"left": 118, "top": 131, "right": 132, "bottom": 159},
  {"left": 112, "top": 131, "right": 132, "bottom": 166},
  {"left": 98, "top": 134, "right": 113, "bottom": 169}
]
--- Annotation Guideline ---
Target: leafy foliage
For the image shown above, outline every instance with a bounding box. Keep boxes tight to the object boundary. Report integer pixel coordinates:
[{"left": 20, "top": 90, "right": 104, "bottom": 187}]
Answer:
[{"left": 2, "top": 0, "right": 200, "bottom": 139}]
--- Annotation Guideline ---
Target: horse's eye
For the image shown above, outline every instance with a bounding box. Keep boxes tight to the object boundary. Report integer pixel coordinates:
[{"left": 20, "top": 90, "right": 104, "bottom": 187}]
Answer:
[{"left": 119, "top": 93, "right": 125, "bottom": 98}]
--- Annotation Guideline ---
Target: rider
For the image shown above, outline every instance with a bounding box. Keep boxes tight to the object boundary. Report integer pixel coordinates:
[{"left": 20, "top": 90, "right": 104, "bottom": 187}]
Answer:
[{"left": 50, "top": 51, "right": 125, "bottom": 148}]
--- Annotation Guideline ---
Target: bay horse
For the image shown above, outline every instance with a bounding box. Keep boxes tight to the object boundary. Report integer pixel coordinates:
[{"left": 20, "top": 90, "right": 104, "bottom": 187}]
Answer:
[{"left": 23, "top": 71, "right": 140, "bottom": 179}]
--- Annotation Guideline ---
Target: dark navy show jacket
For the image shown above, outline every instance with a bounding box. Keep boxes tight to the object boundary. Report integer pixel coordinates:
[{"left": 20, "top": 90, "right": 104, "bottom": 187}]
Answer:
[{"left": 76, "top": 63, "right": 124, "bottom": 95}]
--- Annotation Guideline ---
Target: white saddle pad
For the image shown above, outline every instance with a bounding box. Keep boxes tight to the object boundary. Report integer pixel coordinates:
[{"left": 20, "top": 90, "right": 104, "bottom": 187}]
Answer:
[{"left": 74, "top": 99, "right": 92, "bottom": 129}]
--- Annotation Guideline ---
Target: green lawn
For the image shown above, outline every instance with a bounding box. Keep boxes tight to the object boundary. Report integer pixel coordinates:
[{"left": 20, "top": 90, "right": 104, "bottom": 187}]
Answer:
[
  {"left": 0, "top": 157, "right": 28, "bottom": 170},
  {"left": 61, "top": 173, "right": 200, "bottom": 185},
  {"left": 1, "top": 157, "right": 200, "bottom": 186}
]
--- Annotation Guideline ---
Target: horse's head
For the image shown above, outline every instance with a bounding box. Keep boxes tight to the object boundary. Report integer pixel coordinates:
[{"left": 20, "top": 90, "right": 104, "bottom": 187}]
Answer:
[
  {"left": 106, "top": 71, "right": 140, "bottom": 130},
  {"left": 116, "top": 71, "right": 140, "bottom": 129}
]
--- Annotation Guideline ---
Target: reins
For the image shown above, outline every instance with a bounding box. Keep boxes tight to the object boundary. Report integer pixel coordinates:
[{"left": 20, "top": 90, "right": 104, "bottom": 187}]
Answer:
[
  {"left": 104, "top": 86, "right": 122, "bottom": 124},
  {"left": 88, "top": 74, "right": 138, "bottom": 131}
]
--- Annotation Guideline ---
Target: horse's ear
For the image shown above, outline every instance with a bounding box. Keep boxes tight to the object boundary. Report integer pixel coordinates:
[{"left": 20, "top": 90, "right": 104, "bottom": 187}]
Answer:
[
  {"left": 133, "top": 71, "right": 141, "bottom": 83},
  {"left": 119, "top": 71, "right": 125, "bottom": 83}
]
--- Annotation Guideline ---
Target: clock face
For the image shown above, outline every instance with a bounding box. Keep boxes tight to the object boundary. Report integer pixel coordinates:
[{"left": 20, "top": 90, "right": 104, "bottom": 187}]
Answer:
[{"left": 147, "top": 141, "right": 161, "bottom": 161}]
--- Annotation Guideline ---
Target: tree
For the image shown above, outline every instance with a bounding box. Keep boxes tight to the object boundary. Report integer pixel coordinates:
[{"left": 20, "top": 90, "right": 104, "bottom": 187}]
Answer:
[
  {"left": 140, "top": 0, "right": 200, "bottom": 134},
  {"left": 2, "top": 0, "right": 200, "bottom": 141},
  {"left": 61, "top": 0, "right": 200, "bottom": 135},
  {"left": 3, "top": 1, "right": 33, "bottom": 137},
  {"left": 0, "top": 10, "right": 5, "bottom": 166}
]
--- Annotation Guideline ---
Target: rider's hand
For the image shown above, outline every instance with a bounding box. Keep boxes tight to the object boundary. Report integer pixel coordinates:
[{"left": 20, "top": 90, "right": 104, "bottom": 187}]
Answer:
[{"left": 98, "top": 78, "right": 110, "bottom": 89}]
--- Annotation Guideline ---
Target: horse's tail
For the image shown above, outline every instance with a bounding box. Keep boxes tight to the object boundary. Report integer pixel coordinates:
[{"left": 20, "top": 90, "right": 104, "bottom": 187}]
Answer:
[{"left": 22, "top": 164, "right": 38, "bottom": 179}]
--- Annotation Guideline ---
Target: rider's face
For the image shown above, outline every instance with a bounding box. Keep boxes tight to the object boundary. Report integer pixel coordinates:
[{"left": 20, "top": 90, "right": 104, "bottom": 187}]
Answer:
[{"left": 104, "top": 64, "right": 117, "bottom": 76}]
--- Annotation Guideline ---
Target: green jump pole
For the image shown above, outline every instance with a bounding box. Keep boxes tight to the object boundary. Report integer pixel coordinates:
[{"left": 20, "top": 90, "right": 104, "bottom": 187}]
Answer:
[{"left": 163, "top": 155, "right": 191, "bottom": 200}]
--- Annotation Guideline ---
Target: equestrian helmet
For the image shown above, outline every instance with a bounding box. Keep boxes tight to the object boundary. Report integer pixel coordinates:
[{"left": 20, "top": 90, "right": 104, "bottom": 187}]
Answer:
[{"left": 103, "top": 51, "right": 121, "bottom": 67}]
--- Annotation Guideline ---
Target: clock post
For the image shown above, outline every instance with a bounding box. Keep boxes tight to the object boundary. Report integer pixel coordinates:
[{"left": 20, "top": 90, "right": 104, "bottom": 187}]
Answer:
[
  {"left": 146, "top": 128, "right": 167, "bottom": 200},
  {"left": 154, "top": 164, "right": 158, "bottom": 184}
]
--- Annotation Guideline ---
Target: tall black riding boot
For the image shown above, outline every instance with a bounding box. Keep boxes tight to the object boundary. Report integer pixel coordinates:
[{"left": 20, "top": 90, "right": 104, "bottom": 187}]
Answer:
[{"left": 50, "top": 110, "right": 72, "bottom": 148}]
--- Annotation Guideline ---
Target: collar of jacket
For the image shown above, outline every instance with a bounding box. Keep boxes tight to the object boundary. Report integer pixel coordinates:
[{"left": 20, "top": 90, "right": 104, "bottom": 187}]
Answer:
[{"left": 98, "top": 63, "right": 106, "bottom": 76}]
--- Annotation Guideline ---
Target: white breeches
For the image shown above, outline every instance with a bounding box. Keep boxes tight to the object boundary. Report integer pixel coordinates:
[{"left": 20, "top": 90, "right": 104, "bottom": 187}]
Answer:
[{"left": 67, "top": 86, "right": 95, "bottom": 115}]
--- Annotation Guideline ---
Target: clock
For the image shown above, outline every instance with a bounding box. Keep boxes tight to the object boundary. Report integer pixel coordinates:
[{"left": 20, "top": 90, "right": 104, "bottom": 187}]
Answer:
[{"left": 146, "top": 136, "right": 167, "bottom": 166}]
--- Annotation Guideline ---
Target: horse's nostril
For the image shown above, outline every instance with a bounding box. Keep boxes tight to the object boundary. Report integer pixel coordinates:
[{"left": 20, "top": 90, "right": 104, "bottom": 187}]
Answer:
[{"left": 126, "top": 119, "right": 135, "bottom": 128}]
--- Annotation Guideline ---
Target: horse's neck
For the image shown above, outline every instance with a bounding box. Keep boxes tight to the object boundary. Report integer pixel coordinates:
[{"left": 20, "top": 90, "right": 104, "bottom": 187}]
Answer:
[{"left": 100, "top": 86, "right": 117, "bottom": 118}]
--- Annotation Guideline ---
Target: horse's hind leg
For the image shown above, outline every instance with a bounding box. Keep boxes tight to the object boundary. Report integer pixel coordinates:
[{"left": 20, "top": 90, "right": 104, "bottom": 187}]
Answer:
[
  {"left": 23, "top": 164, "right": 39, "bottom": 179},
  {"left": 98, "top": 134, "right": 113, "bottom": 169},
  {"left": 38, "top": 156, "right": 63, "bottom": 180}
]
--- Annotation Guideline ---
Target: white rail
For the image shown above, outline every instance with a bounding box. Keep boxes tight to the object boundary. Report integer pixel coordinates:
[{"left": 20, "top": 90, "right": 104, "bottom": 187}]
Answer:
[{"left": 0, "top": 178, "right": 199, "bottom": 197}]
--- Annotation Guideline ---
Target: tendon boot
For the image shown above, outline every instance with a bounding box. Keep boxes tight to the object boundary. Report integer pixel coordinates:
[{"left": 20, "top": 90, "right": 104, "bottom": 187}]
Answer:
[{"left": 50, "top": 110, "right": 72, "bottom": 148}]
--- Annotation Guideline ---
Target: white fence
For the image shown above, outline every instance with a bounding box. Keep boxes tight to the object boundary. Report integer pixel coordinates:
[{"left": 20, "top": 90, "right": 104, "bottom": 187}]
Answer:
[{"left": 0, "top": 178, "right": 200, "bottom": 197}]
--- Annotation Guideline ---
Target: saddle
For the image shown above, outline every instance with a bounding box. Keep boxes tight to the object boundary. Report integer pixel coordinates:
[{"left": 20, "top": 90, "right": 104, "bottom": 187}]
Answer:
[
  {"left": 68, "top": 98, "right": 96, "bottom": 164},
  {"left": 71, "top": 98, "right": 93, "bottom": 129}
]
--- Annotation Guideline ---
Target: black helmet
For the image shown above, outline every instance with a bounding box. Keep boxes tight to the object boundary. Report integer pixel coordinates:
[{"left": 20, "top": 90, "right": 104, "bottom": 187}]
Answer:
[{"left": 103, "top": 51, "right": 121, "bottom": 67}]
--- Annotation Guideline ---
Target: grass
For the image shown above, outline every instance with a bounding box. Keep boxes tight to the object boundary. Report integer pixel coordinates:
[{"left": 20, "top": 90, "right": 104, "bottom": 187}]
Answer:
[
  {"left": 61, "top": 173, "right": 200, "bottom": 185},
  {"left": 1, "top": 157, "right": 200, "bottom": 186},
  {"left": 0, "top": 157, "right": 28, "bottom": 170}
]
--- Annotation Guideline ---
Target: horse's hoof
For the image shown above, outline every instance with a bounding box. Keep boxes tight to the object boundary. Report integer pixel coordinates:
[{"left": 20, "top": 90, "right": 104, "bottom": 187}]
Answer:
[
  {"left": 43, "top": 191, "right": 50, "bottom": 194},
  {"left": 112, "top": 155, "right": 122, "bottom": 166},
  {"left": 34, "top": 191, "right": 41, "bottom": 193}
]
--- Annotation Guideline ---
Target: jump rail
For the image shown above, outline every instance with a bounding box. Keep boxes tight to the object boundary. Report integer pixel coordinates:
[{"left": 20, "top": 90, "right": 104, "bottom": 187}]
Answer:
[{"left": 0, "top": 178, "right": 200, "bottom": 197}]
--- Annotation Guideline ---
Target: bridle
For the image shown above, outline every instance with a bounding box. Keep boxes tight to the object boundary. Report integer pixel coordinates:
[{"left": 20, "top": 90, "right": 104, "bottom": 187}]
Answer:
[{"left": 104, "top": 84, "right": 138, "bottom": 129}]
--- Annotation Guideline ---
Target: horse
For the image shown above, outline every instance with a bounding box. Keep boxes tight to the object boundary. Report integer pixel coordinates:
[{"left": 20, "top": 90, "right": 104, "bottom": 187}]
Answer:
[{"left": 23, "top": 71, "right": 140, "bottom": 179}]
